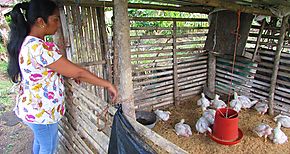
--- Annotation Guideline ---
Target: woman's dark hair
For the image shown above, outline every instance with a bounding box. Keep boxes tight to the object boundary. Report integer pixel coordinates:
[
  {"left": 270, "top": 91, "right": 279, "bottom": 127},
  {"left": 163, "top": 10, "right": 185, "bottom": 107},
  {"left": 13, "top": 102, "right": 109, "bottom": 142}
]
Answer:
[{"left": 7, "top": 0, "right": 57, "bottom": 83}]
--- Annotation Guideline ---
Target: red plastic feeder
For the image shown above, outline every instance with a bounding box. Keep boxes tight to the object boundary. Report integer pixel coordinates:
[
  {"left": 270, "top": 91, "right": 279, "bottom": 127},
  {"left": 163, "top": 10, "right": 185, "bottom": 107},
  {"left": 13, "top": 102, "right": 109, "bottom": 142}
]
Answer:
[{"left": 207, "top": 108, "right": 243, "bottom": 145}]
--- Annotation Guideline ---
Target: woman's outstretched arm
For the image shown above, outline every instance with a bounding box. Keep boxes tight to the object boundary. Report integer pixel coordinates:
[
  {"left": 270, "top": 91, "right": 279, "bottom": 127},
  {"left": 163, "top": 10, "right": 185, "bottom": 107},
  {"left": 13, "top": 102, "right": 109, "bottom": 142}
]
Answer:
[{"left": 47, "top": 56, "right": 118, "bottom": 102}]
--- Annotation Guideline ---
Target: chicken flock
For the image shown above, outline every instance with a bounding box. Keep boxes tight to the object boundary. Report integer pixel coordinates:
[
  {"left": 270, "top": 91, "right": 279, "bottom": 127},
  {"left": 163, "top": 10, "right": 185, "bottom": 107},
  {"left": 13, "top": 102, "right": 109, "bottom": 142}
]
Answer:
[{"left": 152, "top": 92, "right": 289, "bottom": 145}]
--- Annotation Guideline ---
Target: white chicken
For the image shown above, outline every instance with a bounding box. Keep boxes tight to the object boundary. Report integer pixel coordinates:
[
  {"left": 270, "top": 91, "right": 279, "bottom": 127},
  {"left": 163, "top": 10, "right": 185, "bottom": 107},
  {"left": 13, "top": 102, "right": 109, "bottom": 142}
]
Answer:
[
  {"left": 274, "top": 114, "right": 290, "bottom": 128},
  {"left": 174, "top": 119, "right": 192, "bottom": 137},
  {"left": 237, "top": 94, "right": 258, "bottom": 109},
  {"left": 211, "top": 94, "right": 227, "bottom": 109},
  {"left": 197, "top": 93, "right": 211, "bottom": 111},
  {"left": 230, "top": 92, "right": 243, "bottom": 112},
  {"left": 271, "top": 122, "right": 288, "bottom": 144},
  {"left": 253, "top": 123, "right": 272, "bottom": 142},
  {"left": 154, "top": 109, "right": 171, "bottom": 121},
  {"left": 195, "top": 116, "right": 212, "bottom": 134},
  {"left": 254, "top": 100, "right": 269, "bottom": 115},
  {"left": 202, "top": 109, "right": 216, "bottom": 125}
]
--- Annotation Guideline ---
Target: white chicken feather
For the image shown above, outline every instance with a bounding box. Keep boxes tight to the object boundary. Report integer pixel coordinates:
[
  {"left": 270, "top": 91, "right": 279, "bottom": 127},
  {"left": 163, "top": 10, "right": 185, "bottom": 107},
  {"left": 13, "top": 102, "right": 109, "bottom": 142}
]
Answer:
[
  {"left": 254, "top": 101, "right": 269, "bottom": 115},
  {"left": 195, "top": 116, "right": 212, "bottom": 134},
  {"left": 237, "top": 94, "right": 258, "bottom": 109},
  {"left": 197, "top": 93, "right": 211, "bottom": 111},
  {"left": 202, "top": 109, "right": 216, "bottom": 125},
  {"left": 154, "top": 109, "right": 171, "bottom": 121},
  {"left": 271, "top": 122, "right": 288, "bottom": 144},
  {"left": 253, "top": 123, "right": 272, "bottom": 142},
  {"left": 174, "top": 119, "right": 192, "bottom": 137},
  {"left": 230, "top": 92, "right": 243, "bottom": 113},
  {"left": 211, "top": 94, "right": 227, "bottom": 109},
  {"left": 274, "top": 114, "right": 290, "bottom": 128}
]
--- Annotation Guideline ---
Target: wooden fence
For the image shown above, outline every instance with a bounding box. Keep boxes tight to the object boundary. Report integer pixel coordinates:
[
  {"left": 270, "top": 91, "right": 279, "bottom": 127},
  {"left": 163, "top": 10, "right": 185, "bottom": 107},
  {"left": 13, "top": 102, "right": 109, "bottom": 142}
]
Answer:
[
  {"left": 244, "top": 23, "right": 290, "bottom": 115},
  {"left": 56, "top": 1, "right": 290, "bottom": 153},
  {"left": 130, "top": 17, "right": 209, "bottom": 110},
  {"left": 57, "top": 2, "right": 197, "bottom": 153}
]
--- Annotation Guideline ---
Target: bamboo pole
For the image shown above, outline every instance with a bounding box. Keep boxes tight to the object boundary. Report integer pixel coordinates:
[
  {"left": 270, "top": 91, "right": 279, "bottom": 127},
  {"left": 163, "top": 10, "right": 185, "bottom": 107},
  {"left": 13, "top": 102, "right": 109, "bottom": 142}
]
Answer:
[
  {"left": 113, "top": 0, "right": 135, "bottom": 119},
  {"left": 268, "top": 15, "right": 289, "bottom": 115},
  {"left": 252, "top": 19, "right": 266, "bottom": 62}
]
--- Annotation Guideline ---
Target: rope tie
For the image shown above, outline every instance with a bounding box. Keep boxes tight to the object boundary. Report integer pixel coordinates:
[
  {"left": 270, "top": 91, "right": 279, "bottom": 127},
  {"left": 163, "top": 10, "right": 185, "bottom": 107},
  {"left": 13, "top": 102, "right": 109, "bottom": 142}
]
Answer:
[
  {"left": 220, "top": 10, "right": 241, "bottom": 118},
  {"left": 96, "top": 95, "right": 134, "bottom": 131},
  {"left": 96, "top": 105, "right": 109, "bottom": 131}
]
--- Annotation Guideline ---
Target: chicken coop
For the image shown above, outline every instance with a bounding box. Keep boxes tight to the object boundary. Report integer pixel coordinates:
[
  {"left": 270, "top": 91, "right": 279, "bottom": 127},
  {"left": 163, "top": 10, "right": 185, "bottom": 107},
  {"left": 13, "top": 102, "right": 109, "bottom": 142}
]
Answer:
[{"left": 53, "top": 0, "right": 290, "bottom": 153}]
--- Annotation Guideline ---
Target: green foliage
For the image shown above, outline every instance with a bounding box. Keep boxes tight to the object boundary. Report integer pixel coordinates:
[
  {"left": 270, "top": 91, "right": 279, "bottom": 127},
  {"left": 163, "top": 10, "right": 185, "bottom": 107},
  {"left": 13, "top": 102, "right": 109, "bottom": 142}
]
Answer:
[
  {"left": 0, "top": 43, "right": 6, "bottom": 54},
  {"left": 0, "top": 80, "right": 13, "bottom": 108},
  {"left": 5, "top": 15, "right": 11, "bottom": 24},
  {"left": 0, "top": 61, "right": 13, "bottom": 112},
  {"left": 0, "top": 60, "right": 8, "bottom": 73}
]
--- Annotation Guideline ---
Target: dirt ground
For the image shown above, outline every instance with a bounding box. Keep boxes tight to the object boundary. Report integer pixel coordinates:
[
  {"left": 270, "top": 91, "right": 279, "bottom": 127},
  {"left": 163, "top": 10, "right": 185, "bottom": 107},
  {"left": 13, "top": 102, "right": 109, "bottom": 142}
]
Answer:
[
  {"left": 153, "top": 96, "right": 290, "bottom": 154},
  {"left": 0, "top": 71, "right": 33, "bottom": 154}
]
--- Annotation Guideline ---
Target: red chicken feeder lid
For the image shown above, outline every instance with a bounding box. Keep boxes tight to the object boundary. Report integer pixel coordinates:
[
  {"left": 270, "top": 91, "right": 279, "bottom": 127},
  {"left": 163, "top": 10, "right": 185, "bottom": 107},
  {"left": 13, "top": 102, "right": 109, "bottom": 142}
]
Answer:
[{"left": 207, "top": 128, "right": 243, "bottom": 145}]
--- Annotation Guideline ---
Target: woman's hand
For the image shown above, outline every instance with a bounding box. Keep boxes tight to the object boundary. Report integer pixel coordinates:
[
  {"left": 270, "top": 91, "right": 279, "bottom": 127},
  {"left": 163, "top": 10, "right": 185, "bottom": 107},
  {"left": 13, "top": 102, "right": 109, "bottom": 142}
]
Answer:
[{"left": 107, "top": 84, "right": 118, "bottom": 103}]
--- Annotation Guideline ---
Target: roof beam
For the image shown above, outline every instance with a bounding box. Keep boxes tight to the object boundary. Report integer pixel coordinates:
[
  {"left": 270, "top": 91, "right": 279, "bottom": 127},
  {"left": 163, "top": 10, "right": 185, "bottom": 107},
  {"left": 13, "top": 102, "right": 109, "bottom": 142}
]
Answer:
[
  {"left": 188, "top": 0, "right": 274, "bottom": 16},
  {"left": 251, "top": 0, "right": 290, "bottom": 8},
  {"left": 58, "top": 1, "right": 212, "bottom": 13}
]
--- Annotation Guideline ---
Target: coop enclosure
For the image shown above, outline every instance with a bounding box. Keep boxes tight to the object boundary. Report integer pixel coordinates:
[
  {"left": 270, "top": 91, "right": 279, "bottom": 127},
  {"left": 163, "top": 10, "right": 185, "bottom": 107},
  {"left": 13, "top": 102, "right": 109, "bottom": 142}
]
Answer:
[{"left": 54, "top": 0, "right": 290, "bottom": 153}]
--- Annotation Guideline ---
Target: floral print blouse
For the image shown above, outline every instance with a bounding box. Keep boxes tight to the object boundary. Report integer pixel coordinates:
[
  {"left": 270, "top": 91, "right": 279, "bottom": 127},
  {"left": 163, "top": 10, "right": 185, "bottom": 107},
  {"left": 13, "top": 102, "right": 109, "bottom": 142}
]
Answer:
[{"left": 14, "top": 36, "right": 65, "bottom": 124}]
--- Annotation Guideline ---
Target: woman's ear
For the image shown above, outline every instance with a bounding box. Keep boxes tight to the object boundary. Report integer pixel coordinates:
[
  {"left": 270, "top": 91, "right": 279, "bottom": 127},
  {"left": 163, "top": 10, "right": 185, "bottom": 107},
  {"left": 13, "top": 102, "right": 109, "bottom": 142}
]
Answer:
[{"left": 35, "top": 17, "right": 46, "bottom": 28}]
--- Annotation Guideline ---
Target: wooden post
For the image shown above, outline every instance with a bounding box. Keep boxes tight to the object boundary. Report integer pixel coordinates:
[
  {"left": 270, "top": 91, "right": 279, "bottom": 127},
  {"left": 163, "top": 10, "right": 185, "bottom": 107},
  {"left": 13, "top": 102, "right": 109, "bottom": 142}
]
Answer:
[
  {"left": 113, "top": 0, "right": 136, "bottom": 119},
  {"left": 268, "top": 15, "right": 289, "bottom": 115},
  {"left": 252, "top": 19, "right": 266, "bottom": 62},
  {"left": 112, "top": 16, "right": 119, "bottom": 87},
  {"left": 172, "top": 21, "right": 180, "bottom": 105},
  {"left": 206, "top": 51, "right": 216, "bottom": 99}
]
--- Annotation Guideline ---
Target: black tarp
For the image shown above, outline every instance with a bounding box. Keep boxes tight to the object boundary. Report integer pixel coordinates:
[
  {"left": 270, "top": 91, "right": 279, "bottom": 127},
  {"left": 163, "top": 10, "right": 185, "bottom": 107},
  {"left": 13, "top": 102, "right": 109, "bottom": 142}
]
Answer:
[{"left": 108, "top": 105, "right": 157, "bottom": 154}]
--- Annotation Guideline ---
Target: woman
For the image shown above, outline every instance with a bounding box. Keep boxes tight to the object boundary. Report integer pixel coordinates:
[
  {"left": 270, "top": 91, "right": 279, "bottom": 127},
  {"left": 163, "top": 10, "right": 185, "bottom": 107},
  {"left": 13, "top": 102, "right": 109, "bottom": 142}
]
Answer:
[{"left": 7, "top": 0, "right": 118, "bottom": 153}]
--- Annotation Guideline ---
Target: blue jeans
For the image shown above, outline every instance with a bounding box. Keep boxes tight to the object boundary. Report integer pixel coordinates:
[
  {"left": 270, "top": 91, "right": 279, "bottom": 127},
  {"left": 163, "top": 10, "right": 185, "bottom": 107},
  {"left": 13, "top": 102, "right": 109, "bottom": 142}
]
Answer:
[{"left": 24, "top": 122, "right": 59, "bottom": 154}]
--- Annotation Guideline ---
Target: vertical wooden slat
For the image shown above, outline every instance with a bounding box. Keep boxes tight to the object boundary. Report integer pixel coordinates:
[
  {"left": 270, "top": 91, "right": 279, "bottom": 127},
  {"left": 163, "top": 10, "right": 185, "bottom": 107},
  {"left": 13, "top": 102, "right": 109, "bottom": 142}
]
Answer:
[
  {"left": 172, "top": 21, "right": 180, "bottom": 105},
  {"left": 97, "top": 7, "right": 111, "bottom": 101},
  {"left": 97, "top": 7, "right": 113, "bottom": 83},
  {"left": 59, "top": 6, "right": 73, "bottom": 60},
  {"left": 268, "top": 15, "right": 289, "bottom": 115},
  {"left": 76, "top": 5, "right": 84, "bottom": 63},
  {"left": 252, "top": 19, "right": 266, "bottom": 62},
  {"left": 82, "top": 6, "right": 90, "bottom": 63},
  {"left": 71, "top": 5, "right": 81, "bottom": 63}
]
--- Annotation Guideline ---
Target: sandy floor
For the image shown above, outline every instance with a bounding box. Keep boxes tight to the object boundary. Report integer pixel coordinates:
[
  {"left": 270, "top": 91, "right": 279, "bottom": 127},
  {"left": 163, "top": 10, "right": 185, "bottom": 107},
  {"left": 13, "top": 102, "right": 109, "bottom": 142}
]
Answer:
[{"left": 152, "top": 96, "right": 290, "bottom": 154}]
